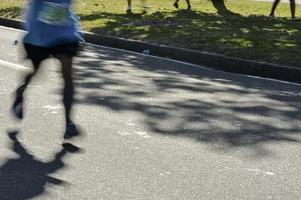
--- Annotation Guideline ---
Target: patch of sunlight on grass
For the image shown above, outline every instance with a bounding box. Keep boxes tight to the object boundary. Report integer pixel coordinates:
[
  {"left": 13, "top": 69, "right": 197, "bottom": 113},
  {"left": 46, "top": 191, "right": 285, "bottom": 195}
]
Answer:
[
  {"left": 275, "top": 43, "right": 296, "bottom": 47},
  {"left": 219, "top": 38, "right": 254, "bottom": 47},
  {"left": 207, "top": 26, "right": 222, "bottom": 30},
  {"left": 240, "top": 28, "right": 250, "bottom": 33},
  {"left": 1, "top": 0, "right": 301, "bottom": 66},
  {"left": 262, "top": 28, "right": 278, "bottom": 32}
]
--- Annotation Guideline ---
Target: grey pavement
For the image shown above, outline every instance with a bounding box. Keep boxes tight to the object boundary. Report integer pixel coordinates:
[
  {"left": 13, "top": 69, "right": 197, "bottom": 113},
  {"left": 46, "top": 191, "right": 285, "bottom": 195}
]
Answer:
[{"left": 0, "top": 26, "right": 301, "bottom": 200}]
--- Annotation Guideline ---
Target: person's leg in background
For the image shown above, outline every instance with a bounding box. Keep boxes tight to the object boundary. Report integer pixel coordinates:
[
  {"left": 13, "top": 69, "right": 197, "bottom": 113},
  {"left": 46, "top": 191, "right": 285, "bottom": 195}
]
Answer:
[
  {"left": 173, "top": 0, "right": 180, "bottom": 9},
  {"left": 127, "top": 0, "right": 132, "bottom": 13},
  {"left": 289, "top": 0, "right": 296, "bottom": 20},
  {"left": 269, "top": 0, "right": 280, "bottom": 18},
  {"left": 185, "top": 0, "right": 191, "bottom": 10}
]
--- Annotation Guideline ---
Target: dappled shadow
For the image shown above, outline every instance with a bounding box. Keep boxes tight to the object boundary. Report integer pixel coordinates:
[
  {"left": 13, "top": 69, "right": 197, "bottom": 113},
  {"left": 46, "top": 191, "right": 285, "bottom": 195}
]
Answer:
[
  {"left": 80, "top": 8, "right": 300, "bottom": 67},
  {"left": 1, "top": 3, "right": 300, "bottom": 66},
  {"left": 0, "top": 130, "right": 80, "bottom": 199},
  {"left": 0, "top": 7, "right": 22, "bottom": 19},
  {"left": 72, "top": 45, "right": 301, "bottom": 157}
]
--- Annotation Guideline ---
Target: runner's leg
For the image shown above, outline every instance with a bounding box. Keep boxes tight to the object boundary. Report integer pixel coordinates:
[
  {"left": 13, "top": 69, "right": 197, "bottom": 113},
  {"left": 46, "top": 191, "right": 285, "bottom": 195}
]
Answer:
[
  {"left": 57, "top": 54, "right": 81, "bottom": 138},
  {"left": 57, "top": 55, "right": 74, "bottom": 125},
  {"left": 12, "top": 44, "right": 44, "bottom": 119}
]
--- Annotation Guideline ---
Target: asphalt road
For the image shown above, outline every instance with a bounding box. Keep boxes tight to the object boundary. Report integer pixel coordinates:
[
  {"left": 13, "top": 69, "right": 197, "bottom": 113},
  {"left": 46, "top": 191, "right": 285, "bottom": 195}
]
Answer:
[{"left": 0, "top": 26, "right": 301, "bottom": 200}]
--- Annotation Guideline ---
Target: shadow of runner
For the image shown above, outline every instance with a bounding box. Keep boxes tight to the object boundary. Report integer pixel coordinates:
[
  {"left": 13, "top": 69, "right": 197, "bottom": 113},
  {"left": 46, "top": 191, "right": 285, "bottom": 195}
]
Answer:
[{"left": 0, "top": 130, "right": 80, "bottom": 200}]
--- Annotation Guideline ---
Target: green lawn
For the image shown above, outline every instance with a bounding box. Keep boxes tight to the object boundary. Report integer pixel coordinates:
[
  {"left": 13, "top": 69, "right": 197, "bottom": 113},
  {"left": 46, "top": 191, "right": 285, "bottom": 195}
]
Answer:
[{"left": 1, "top": 0, "right": 301, "bottom": 67}]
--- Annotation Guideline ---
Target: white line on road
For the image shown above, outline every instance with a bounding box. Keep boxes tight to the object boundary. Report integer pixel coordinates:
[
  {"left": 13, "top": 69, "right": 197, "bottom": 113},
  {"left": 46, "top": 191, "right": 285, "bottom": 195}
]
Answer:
[
  {"left": 88, "top": 43, "right": 301, "bottom": 87},
  {"left": 0, "top": 59, "right": 29, "bottom": 70},
  {"left": 0, "top": 25, "right": 25, "bottom": 33}
]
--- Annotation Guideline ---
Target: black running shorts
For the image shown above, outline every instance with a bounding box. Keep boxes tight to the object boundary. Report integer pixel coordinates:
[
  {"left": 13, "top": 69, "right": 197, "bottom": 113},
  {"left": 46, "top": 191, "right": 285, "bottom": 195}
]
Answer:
[{"left": 23, "top": 42, "right": 79, "bottom": 63}]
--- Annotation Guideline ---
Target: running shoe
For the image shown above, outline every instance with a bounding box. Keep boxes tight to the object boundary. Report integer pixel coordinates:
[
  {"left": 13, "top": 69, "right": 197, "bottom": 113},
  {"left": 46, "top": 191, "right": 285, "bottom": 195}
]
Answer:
[
  {"left": 63, "top": 143, "right": 81, "bottom": 153},
  {"left": 64, "top": 121, "right": 80, "bottom": 139},
  {"left": 11, "top": 94, "right": 23, "bottom": 120}
]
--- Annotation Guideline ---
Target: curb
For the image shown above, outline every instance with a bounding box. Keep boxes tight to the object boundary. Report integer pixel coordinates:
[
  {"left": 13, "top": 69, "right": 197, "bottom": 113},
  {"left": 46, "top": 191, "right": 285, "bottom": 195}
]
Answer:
[{"left": 1, "top": 17, "right": 301, "bottom": 83}]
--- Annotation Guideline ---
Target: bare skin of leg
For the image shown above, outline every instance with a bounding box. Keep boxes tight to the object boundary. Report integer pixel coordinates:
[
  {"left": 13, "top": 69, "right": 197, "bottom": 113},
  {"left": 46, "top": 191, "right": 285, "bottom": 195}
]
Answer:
[
  {"left": 289, "top": 0, "right": 296, "bottom": 20},
  {"left": 56, "top": 55, "right": 74, "bottom": 125},
  {"left": 269, "top": 0, "right": 280, "bottom": 17},
  {"left": 56, "top": 54, "right": 81, "bottom": 138},
  {"left": 127, "top": 0, "right": 131, "bottom": 10},
  {"left": 269, "top": 0, "right": 295, "bottom": 20}
]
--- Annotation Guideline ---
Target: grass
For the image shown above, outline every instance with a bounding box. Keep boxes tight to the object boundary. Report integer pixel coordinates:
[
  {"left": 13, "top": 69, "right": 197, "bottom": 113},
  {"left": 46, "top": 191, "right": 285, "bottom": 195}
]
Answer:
[{"left": 0, "top": 0, "right": 301, "bottom": 67}]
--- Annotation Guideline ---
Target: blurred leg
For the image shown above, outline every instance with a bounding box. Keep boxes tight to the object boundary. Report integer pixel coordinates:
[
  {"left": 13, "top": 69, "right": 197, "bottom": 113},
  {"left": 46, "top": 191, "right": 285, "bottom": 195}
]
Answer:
[
  {"left": 57, "top": 54, "right": 81, "bottom": 138},
  {"left": 173, "top": 0, "right": 179, "bottom": 9},
  {"left": 17, "top": 58, "right": 42, "bottom": 96},
  {"left": 12, "top": 45, "right": 44, "bottom": 119},
  {"left": 57, "top": 55, "right": 74, "bottom": 124}
]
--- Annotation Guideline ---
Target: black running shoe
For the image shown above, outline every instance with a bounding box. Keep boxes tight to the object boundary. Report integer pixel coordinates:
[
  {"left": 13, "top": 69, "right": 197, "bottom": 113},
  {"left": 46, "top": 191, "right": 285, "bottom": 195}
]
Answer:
[
  {"left": 64, "top": 121, "right": 80, "bottom": 139},
  {"left": 8, "top": 130, "right": 18, "bottom": 141},
  {"left": 62, "top": 143, "right": 81, "bottom": 153},
  {"left": 11, "top": 95, "right": 23, "bottom": 120}
]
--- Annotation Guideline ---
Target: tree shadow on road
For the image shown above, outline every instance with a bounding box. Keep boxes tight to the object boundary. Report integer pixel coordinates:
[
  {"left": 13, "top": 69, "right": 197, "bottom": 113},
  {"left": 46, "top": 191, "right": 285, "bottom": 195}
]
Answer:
[
  {"left": 72, "top": 46, "right": 301, "bottom": 157},
  {"left": 0, "top": 130, "right": 80, "bottom": 200}
]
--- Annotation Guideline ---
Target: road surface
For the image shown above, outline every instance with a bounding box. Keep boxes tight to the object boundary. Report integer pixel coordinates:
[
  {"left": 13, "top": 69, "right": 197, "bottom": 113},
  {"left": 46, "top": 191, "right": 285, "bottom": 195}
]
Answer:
[{"left": 0, "top": 26, "right": 300, "bottom": 200}]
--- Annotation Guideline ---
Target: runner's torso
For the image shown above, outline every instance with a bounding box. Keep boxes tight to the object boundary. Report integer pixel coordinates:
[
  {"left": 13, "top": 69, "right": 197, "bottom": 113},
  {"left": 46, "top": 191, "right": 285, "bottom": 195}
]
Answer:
[{"left": 23, "top": 0, "right": 82, "bottom": 47}]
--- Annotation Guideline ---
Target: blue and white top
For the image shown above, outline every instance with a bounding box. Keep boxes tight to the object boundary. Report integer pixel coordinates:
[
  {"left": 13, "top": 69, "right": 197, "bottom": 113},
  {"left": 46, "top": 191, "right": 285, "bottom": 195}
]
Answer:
[{"left": 23, "top": 0, "right": 83, "bottom": 47}]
